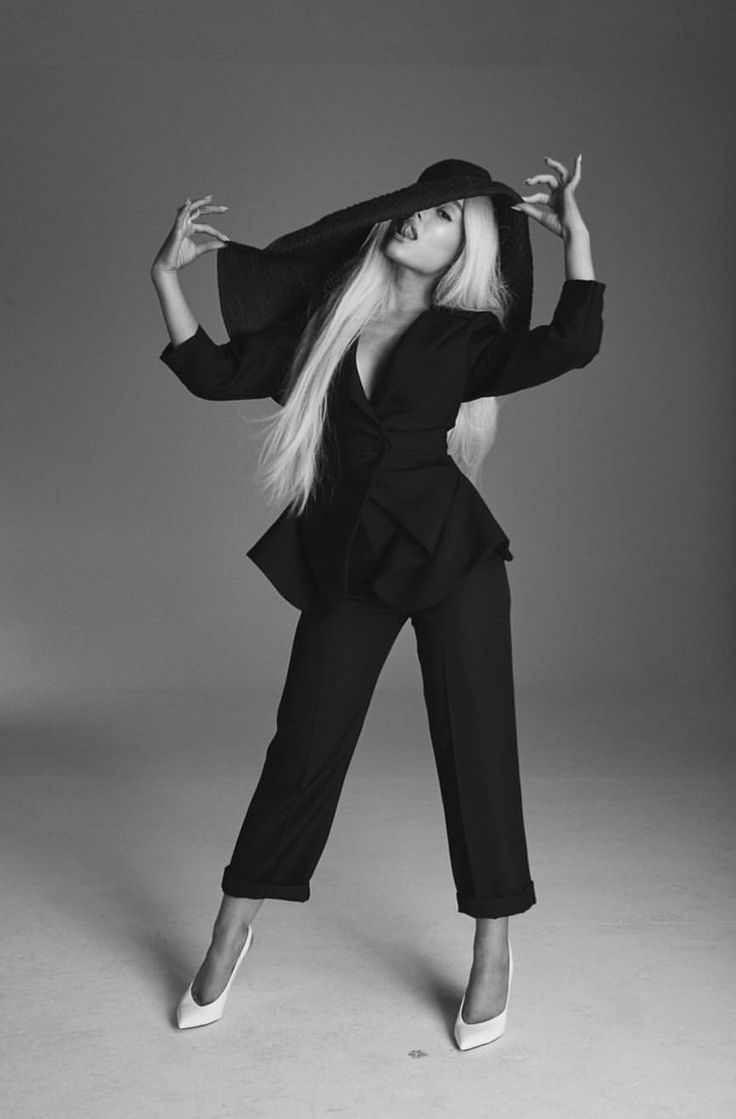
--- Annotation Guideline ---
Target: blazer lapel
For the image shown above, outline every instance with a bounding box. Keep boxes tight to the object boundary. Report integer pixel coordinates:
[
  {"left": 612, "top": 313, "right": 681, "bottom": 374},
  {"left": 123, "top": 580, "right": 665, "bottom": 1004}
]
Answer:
[
  {"left": 346, "top": 342, "right": 379, "bottom": 420},
  {"left": 348, "top": 308, "right": 437, "bottom": 416}
]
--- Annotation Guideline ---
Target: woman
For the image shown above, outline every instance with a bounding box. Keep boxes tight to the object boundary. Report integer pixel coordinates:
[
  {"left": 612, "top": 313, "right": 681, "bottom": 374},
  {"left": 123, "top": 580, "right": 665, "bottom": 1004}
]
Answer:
[{"left": 151, "top": 155, "right": 605, "bottom": 1048}]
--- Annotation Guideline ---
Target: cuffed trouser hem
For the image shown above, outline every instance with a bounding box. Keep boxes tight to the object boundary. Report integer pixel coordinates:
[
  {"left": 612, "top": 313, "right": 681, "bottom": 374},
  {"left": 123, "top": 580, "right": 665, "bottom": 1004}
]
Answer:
[
  {"left": 221, "top": 869, "right": 310, "bottom": 902},
  {"left": 457, "top": 880, "right": 536, "bottom": 918}
]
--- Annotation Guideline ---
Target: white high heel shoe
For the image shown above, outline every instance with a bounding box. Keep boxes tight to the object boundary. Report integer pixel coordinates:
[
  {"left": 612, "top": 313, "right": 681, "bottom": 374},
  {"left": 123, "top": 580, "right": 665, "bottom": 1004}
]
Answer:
[
  {"left": 177, "top": 924, "right": 254, "bottom": 1029},
  {"left": 454, "top": 939, "right": 513, "bottom": 1051}
]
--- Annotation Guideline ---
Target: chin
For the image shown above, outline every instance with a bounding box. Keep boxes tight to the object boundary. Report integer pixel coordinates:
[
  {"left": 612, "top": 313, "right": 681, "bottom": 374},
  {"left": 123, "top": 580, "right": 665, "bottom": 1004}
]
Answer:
[
  {"left": 385, "top": 233, "right": 414, "bottom": 254},
  {"left": 382, "top": 240, "right": 406, "bottom": 263}
]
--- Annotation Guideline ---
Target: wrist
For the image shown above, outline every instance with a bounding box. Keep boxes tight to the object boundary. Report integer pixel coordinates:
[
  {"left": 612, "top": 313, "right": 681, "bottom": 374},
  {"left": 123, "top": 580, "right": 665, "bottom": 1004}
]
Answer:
[
  {"left": 562, "top": 221, "right": 590, "bottom": 242},
  {"left": 150, "top": 264, "right": 180, "bottom": 286}
]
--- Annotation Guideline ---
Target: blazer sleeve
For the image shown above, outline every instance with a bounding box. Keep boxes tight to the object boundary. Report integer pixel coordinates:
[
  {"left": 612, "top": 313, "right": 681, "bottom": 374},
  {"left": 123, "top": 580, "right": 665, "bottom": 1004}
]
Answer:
[
  {"left": 463, "top": 279, "right": 606, "bottom": 400},
  {"left": 158, "top": 306, "right": 308, "bottom": 405}
]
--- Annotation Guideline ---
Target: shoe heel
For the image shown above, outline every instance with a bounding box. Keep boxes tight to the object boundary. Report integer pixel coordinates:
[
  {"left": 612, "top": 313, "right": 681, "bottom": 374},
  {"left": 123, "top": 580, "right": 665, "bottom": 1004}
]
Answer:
[
  {"left": 454, "top": 938, "right": 513, "bottom": 1051},
  {"left": 176, "top": 924, "right": 254, "bottom": 1030}
]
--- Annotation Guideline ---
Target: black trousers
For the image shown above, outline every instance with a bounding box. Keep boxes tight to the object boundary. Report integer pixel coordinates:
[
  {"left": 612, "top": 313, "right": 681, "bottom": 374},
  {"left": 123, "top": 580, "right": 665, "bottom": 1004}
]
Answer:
[{"left": 221, "top": 520, "right": 537, "bottom": 918}]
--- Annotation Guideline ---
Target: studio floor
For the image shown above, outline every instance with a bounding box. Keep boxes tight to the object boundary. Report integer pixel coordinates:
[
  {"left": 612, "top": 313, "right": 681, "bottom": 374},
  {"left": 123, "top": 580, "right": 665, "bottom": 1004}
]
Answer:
[{"left": 2, "top": 681, "right": 734, "bottom": 1118}]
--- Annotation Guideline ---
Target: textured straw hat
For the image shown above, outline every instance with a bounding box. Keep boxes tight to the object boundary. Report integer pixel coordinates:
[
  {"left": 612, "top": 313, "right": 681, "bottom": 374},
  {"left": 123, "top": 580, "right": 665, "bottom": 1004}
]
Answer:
[{"left": 216, "top": 158, "right": 533, "bottom": 338}]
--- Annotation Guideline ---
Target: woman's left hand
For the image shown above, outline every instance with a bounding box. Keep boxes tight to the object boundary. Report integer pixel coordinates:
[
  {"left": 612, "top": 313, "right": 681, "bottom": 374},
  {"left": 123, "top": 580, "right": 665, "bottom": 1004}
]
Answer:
[{"left": 510, "top": 154, "right": 587, "bottom": 238}]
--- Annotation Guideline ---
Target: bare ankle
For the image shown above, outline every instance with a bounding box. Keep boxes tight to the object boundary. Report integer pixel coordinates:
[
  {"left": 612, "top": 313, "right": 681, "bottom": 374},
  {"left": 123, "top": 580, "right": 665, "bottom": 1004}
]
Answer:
[{"left": 213, "top": 894, "right": 263, "bottom": 940}]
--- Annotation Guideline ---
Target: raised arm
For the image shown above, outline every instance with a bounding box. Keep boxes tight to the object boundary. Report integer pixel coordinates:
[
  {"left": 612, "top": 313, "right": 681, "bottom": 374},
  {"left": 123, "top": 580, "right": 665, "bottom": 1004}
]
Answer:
[
  {"left": 151, "top": 192, "right": 230, "bottom": 343},
  {"left": 463, "top": 278, "right": 606, "bottom": 400},
  {"left": 157, "top": 309, "right": 307, "bottom": 404},
  {"left": 464, "top": 151, "right": 606, "bottom": 400},
  {"left": 151, "top": 192, "right": 306, "bottom": 404}
]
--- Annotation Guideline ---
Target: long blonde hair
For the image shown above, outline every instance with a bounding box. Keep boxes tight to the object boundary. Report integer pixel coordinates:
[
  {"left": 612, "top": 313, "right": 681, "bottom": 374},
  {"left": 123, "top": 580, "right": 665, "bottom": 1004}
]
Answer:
[{"left": 244, "top": 194, "right": 514, "bottom": 516}]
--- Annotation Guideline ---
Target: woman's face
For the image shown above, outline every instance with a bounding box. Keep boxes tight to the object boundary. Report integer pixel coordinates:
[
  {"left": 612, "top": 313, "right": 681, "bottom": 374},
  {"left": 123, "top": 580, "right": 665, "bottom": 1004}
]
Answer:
[{"left": 383, "top": 199, "right": 465, "bottom": 276}]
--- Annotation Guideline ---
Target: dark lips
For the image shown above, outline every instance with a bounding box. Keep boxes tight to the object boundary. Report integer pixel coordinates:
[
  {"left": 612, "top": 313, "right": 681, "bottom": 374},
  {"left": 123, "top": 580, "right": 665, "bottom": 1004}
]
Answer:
[{"left": 394, "top": 221, "right": 416, "bottom": 240}]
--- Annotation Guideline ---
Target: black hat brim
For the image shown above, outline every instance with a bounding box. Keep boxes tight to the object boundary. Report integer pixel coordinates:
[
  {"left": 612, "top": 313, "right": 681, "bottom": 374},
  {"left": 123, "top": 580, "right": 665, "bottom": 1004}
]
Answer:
[{"left": 217, "top": 173, "right": 532, "bottom": 336}]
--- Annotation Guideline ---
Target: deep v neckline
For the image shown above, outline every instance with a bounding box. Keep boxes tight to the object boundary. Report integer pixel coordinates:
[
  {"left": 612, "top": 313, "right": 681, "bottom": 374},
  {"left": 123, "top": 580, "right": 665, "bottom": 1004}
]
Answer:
[{"left": 353, "top": 307, "right": 434, "bottom": 405}]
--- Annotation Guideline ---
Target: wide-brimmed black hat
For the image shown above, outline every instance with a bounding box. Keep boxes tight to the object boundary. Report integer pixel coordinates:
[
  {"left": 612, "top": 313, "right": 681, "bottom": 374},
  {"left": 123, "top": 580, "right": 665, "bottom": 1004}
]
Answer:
[{"left": 216, "top": 158, "right": 533, "bottom": 337}]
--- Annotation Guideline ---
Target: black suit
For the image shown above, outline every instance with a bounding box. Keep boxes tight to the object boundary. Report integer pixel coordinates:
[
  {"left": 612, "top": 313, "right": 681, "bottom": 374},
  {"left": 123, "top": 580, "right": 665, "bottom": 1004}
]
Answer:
[
  {"left": 160, "top": 279, "right": 606, "bottom": 613},
  {"left": 158, "top": 278, "right": 606, "bottom": 917}
]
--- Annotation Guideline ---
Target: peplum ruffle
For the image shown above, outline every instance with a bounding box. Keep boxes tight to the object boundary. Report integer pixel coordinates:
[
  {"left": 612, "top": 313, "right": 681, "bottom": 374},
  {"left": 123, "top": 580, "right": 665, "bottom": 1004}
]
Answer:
[{"left": 246, "top": 463, "right": 512, "bottom": 615}]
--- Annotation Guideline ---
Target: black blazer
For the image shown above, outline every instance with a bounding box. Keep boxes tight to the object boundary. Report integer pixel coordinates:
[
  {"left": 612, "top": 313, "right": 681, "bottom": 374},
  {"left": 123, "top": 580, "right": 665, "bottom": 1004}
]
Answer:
[{"left": 159, "top": 278, "right": 606, "bottom": 612}]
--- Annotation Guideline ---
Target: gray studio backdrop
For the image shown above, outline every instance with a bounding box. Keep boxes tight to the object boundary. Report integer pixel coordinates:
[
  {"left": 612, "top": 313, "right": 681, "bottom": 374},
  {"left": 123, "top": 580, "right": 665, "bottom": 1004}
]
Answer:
[{"left": 2, "top": 1, "right": 734, "bottom": 698}]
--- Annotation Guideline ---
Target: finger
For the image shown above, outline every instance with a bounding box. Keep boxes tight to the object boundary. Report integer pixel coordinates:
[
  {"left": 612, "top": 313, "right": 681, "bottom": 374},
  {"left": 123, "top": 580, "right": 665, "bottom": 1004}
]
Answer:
[
  {"left": 513, "top": 199, "right": 564, "bottom": 235},
  {"left": 512, "top": 202, "right": 547, "bottom": 224},
  {"left": 191, "top": 223, "right": 230, "bottom": 240},
  {"left": 569, "top": 153, "right": 583, "bottom": 188},
  {"left": 176, "top": 198, "right": 197, "bottom": 226},
  {"left": 193, "top": 239, "right": 228, "bottom": 257},
  {"left": 524, "top": 174, "right": 558, "bottom": 189},
  {"left": 519, "top": 192, "right": 552, "bottom": 205},
  {"left": 191, "top": 204, "right": 228, "bottom": 217},
  {"left": 188, "top": 193, "right": 214, "bottom": 211},
  {"left": 537, "top": 210, "right": 563, "bottom": 236},
  {"left": 544, "top": 156, "right": 569, "bottom": 180}
]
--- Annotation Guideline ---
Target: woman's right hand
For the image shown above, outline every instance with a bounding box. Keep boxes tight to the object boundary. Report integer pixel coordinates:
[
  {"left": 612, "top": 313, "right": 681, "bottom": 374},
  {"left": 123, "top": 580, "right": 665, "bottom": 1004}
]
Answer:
[{"left": 151, "top": 194, "right": 230, "bottom": 276}]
